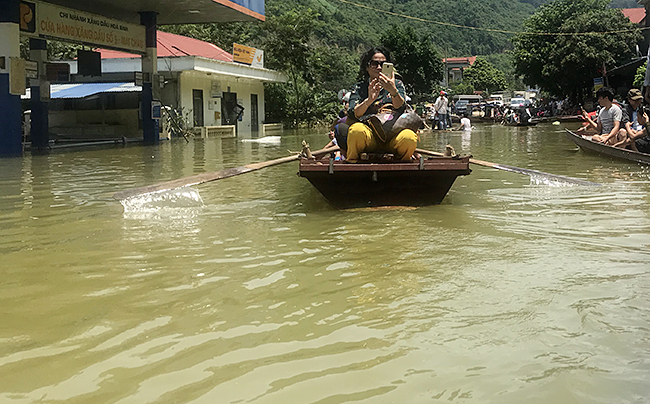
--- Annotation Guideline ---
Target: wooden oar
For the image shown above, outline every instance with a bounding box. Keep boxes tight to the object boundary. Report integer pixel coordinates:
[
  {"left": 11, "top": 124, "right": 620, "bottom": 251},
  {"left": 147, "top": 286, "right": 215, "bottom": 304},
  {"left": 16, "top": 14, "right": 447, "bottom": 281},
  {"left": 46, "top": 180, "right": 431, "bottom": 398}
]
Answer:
[
  {"left": 113, "top": 145, "right": 340, "bottom": 200},
  {"left": 415, "top": 148, "right": 600, "bottom": 186}
]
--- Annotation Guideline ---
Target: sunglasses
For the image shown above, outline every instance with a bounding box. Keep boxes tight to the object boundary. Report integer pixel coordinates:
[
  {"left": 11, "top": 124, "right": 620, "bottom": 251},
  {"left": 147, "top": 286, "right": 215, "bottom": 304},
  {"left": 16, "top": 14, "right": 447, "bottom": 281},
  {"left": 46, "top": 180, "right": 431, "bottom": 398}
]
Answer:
[{"left": 367, "top": 60, "right": 386, "bottom": 68}]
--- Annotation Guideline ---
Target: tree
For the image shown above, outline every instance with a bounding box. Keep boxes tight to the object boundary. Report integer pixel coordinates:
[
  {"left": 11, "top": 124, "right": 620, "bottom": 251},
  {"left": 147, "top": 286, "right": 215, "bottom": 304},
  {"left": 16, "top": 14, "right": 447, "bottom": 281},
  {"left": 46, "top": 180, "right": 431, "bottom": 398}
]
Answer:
[
  {"left": 166, "top": 6, "right": 357, "bottom": 127},
  {"left": 449, "top": 81, "right": 475, "bottom": 97},
  {"left": 512, "top": 0, "right": 641, "bottom": 102},
  {"left": 380, "top": 25, "right": 444, "bottom": 101},
  {"left": 633, "top": 63, "right": 646, "bottom": 88},
  {"left": 262, "top": 7, "right": 321, "bottom": 125},
  {"left": 462, "top": 58, "right": 507, "bottom": 93},
  {"left": 260, "top": 7, "right": 358, "bottom": 126}
]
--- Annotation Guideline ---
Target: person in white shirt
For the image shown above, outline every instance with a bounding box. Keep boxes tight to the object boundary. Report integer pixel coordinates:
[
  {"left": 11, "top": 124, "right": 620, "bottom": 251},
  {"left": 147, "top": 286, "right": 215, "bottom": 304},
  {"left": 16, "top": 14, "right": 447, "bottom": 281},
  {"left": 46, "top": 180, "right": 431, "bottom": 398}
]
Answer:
[
  {"left": 454, "top": 114, "right": 472, "bottom": 131},
  {"left": 582, "top": 87, "right": 626, "bottom": 145}
]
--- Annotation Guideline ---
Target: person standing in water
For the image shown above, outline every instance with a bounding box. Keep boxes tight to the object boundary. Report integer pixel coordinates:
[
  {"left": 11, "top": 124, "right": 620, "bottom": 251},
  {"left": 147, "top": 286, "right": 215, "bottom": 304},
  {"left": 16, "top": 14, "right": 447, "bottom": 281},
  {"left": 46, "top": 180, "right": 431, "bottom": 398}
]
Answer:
[{"left": 434, "top": 91, "right": 449, "bottom": 130}]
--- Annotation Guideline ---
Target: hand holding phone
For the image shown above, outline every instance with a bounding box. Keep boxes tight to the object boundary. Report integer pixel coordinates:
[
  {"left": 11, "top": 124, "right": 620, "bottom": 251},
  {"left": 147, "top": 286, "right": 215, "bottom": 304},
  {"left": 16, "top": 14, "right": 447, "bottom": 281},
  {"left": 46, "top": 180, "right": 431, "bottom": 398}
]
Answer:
[{"left": 381, "top": 62, "right": 394, "bottom": 78}]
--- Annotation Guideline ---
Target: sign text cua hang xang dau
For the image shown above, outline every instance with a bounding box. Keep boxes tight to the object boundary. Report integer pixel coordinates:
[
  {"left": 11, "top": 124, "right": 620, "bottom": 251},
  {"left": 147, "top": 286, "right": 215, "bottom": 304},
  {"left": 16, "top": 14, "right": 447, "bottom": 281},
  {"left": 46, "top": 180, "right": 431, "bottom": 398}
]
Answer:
[{"left": 19, "top": 1, "right": 146, "bottom": 54}]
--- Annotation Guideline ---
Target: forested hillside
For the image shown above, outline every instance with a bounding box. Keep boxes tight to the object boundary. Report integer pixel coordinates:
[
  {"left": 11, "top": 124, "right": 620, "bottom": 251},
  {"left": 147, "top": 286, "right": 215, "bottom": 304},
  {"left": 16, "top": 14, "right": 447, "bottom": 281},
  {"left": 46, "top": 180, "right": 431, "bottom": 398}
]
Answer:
[
  {"left": 164, "top": 0, "right": 641, "bottom": 58},
  {"left": 159, "top": 0, "right": 643, "bottom": 124},
  {"left": 167, "top": 0, "right": 538, "bottom": 56}
]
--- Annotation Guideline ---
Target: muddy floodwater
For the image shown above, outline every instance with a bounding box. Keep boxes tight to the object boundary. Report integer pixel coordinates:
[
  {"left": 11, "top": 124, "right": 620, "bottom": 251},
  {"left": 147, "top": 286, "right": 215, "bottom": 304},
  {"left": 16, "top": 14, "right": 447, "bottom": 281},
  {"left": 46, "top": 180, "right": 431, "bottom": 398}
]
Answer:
[{"left": 1, "top": 123, "right": 649, "bottom": 403}]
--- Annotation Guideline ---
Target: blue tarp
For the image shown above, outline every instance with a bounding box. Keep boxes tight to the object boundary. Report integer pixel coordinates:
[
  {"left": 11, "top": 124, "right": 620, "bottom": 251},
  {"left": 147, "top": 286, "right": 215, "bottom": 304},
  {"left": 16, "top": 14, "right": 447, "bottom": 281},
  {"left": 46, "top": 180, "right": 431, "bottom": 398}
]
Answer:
[
  {"left": 22, "top": 82, "right": 141, "bottom": 100},
  {"left": 229, "top": 0, "right": 265, "bottom": 16}
]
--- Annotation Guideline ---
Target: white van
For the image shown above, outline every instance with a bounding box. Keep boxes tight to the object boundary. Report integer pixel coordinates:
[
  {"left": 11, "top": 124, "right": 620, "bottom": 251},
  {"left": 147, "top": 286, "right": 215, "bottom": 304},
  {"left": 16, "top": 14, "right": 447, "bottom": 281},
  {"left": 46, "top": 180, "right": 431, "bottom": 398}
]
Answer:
[
  {"left": 453, "top": 95, "right": 482, "bottom": 115},
  {"left": 487, "top": 94, "right": 503, "bottom": 106}
]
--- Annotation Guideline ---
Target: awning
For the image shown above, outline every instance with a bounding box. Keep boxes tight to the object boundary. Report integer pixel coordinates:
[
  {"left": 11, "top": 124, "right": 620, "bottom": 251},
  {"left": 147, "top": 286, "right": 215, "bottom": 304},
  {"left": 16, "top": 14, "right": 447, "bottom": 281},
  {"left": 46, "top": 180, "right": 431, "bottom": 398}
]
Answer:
[{"left": 21, "top": 82, "right": 142, "bottom": 100}]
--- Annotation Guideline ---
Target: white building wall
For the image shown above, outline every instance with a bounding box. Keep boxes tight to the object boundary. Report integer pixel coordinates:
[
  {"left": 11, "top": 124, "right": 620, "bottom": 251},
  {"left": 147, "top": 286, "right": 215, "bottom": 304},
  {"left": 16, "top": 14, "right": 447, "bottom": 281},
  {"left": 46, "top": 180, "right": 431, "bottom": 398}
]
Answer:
[
  {"left": 179, "top": 71, "right": 265, "bottom": 136},
  {"left": 64, "top": 55, "right": 282, "bottom": 138}
]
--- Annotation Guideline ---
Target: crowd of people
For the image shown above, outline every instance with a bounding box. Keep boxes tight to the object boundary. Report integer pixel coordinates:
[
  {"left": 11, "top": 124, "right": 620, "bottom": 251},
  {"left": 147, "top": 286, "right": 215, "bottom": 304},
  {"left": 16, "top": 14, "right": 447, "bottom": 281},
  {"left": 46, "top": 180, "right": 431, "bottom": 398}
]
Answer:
[{"left": 326, "top": 45, "right": 650, "bottom": 164}]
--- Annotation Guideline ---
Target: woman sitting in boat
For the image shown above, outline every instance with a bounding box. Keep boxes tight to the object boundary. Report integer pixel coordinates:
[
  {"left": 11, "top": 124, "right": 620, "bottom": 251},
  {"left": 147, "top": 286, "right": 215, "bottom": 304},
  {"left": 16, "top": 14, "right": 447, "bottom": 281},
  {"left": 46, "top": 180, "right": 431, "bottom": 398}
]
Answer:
[
  {"left": 581, "top": 87, "right": 627, "bottom": 146},
  {"left": 345, "top": 47, "right": 418, "bottom": 162}
]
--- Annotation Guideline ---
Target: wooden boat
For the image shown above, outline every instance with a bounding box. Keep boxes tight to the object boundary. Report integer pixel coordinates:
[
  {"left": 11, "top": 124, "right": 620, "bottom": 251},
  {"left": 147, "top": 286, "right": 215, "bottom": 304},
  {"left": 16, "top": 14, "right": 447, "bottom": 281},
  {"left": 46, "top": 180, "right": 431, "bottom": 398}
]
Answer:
[
  {"left": 298, "top": 155, "right": 471, "bottom": 209},
  {"left": 557, "top": 114, "right": 584, "bottom": 122},
  {"left": 564, "top": 129, "right": 650, "bottom": 165},
  {"left": 504, "top": 120, "right": 537, "bottom": 127}
]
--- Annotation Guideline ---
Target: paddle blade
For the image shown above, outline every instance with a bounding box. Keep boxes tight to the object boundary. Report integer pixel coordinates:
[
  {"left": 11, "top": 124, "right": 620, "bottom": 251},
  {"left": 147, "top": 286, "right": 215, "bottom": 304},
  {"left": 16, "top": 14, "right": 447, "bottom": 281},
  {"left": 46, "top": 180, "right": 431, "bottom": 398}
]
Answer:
[
  {"left": 415, "top": 148, "right": 600, "bottom": 187},
  {"left": 112, "top": 145, "right": 340, "bottom": 201}
]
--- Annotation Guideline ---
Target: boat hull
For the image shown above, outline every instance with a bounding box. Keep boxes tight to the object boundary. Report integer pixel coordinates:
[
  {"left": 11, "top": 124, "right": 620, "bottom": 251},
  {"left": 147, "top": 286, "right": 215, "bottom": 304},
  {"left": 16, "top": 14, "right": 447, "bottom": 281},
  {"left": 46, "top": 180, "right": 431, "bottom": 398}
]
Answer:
[
  {"left": 299, "top": 156, "right": 471, "bottom": 209},
  {"left": 564, "top": 129, "right": 650, "bottom": 165},
  {"left": 504, "top": 121, "right": 537, "bottom": 126}
]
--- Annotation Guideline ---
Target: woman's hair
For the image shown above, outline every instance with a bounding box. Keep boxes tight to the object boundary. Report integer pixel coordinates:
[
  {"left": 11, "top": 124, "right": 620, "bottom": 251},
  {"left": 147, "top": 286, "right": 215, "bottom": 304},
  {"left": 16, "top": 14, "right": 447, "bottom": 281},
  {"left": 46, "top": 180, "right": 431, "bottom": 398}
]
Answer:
[{"left": 358, "top": 46, "right": 393, "bottom": 80}]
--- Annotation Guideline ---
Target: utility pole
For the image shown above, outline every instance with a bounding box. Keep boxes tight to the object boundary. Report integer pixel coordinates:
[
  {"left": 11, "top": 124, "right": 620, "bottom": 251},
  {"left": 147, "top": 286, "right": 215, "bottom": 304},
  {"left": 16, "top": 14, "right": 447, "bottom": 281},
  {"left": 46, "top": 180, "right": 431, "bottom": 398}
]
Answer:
[{"left": 444, "top": 46, "right": 448, "bottom": 88}]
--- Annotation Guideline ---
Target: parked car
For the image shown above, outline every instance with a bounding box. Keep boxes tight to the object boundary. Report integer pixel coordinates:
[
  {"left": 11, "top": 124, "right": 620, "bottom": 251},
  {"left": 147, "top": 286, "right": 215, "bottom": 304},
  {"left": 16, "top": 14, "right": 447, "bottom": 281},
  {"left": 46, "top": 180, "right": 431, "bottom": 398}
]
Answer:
[
  {"left": 510, "top": 98, "right": 526, "bottom": 107},
  {"left": 486, "top": 94, "right": 504, "bottom": 106},
  {"left": 510, "top": 98, "right": 533, "bottom": 108},
  {"left": 454, "top": 99, "right": 470, "bottom": 114}
]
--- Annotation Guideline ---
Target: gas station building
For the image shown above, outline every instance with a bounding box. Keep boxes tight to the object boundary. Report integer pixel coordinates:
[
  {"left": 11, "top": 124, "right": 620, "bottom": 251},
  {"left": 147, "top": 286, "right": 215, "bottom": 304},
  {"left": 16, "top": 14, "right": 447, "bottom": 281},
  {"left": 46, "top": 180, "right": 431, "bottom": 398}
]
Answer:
[{"left": 0, "top": 0, "right": 266, "bottom": 156}]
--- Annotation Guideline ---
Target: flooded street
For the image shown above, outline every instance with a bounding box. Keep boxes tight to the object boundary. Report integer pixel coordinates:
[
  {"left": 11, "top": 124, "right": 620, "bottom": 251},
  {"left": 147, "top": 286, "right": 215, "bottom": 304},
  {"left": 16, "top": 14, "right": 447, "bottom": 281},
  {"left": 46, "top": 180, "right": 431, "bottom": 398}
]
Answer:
[{"left": 1, "top": 123, "right": 649, "bottom": 403}]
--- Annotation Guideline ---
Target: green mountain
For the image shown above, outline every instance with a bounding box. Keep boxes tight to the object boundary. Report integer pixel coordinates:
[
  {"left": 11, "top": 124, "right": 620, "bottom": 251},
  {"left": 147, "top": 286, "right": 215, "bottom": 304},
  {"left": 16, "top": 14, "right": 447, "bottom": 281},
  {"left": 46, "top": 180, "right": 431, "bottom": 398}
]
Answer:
[
  {"left": 166, "top": 0, "right": 643, "bottom": 59},
  {"left": 270, "top": 0, "right": 538, "bottom": 56},
  {"left": 267, "top": 0, "right": 641, "bottom": 55}
]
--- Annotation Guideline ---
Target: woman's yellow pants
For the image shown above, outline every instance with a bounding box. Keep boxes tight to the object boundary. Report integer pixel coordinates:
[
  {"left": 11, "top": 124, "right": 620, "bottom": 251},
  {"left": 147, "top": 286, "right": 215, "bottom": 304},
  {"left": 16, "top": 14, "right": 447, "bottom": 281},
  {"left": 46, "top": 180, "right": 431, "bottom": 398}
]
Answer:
[{"left": 346, "top": 122, "right": 418, "bottom": 162}]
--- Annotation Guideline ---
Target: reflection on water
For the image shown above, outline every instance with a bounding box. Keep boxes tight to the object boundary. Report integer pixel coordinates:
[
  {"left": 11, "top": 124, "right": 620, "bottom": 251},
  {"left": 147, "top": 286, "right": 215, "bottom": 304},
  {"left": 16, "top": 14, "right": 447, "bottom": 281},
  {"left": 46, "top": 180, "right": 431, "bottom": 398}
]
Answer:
[{"left": 1, "top": 123, "right": 650, "bottom": 403}]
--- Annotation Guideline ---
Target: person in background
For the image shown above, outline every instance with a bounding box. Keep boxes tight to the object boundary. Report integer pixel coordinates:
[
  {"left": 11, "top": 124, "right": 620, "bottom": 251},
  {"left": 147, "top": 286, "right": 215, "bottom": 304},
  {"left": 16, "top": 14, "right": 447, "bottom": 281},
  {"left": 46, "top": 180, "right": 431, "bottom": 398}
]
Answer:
[
  {"left": 338, "top": 93, "right": 351, "bottom": 118},
  {"left": 632, "top": 109, "right": 650, "bottom": 153},
  {"left": 613, "top": 88, "right": 644, "bottom": 149},
  {"left": 345, "top": 46, "right": 418, "bottom": 162},
  {"left": 454, "top": 113, "right": 472, "bottom": 131},
  {"left": 434, "top": 91, "right": 449, "bottom": 130},
  {"left": 582, "top": 87, "right": 627, "bottom": 146},
  {"left": 324, "top": 129, "right": 343, "bottom": 160},
  {"left": 576, "top": 106, "right": 599, "bottom": 136}
]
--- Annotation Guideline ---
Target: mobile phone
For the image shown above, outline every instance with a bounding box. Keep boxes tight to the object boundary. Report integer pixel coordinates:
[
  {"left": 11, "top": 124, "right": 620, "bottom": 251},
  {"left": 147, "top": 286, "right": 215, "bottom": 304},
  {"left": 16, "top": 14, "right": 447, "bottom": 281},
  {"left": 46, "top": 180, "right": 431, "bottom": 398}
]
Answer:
[
  {"left": 643, "top": 105, "right": 650, "bottom": 116},
  {"left": 382, "top": 62, "right": 394, "bottom": 78}
]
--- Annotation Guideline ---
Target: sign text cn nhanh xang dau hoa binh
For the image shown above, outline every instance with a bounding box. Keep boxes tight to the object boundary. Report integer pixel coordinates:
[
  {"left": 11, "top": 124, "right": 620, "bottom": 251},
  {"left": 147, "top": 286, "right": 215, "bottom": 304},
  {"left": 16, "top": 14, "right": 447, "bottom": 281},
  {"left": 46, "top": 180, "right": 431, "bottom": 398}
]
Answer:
[{"left": 19, "top": 0, "right": 146, "bottom": 54}]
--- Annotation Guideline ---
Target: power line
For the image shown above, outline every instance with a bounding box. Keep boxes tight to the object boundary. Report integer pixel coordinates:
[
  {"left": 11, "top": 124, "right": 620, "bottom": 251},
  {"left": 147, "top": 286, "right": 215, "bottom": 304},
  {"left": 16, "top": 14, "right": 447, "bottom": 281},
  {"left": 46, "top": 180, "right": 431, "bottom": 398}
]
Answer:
[{"left": 334, "top": 0, "right": 649, "bottom": 37}]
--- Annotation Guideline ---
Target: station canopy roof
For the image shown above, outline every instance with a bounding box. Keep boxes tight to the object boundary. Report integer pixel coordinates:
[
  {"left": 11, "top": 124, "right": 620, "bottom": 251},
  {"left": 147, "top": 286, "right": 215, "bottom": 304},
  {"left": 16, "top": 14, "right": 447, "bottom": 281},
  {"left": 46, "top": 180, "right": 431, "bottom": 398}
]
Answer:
[{"left": 43, "top": 0, "right": 265, "bottom": 24}]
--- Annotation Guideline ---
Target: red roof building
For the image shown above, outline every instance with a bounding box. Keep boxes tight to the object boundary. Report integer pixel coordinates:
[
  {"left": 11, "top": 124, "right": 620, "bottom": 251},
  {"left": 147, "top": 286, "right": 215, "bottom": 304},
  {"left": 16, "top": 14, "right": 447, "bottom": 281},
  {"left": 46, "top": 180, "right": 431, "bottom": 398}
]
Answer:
[
  {"left": 443, "top": 56, "right": 477, "bottom": 66},
  {"left": 63, "top": 31, "right": 285, "bottom": 137},
  {"left": 98, "top": 31, "right": 234, "bottom": 62},
  {"left": 442, "top": 56, "right": 477, "bottom": 85},
  {"left": 621, "top": 8, "right": 646, "bottom": 25}
]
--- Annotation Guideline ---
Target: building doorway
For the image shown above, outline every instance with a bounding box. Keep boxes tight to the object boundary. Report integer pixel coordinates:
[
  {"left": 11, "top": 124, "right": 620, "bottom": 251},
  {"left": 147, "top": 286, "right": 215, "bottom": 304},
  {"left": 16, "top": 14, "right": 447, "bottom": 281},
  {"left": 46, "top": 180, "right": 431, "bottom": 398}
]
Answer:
[
  {"left": 221, "top": 92, "right": 239, "bottom": 132},
  {"left": 193, "top": 89, "right": 204, "bottom": 127},
  {"left": 250, "top": 94, "right": 259, "bottom": 133}
]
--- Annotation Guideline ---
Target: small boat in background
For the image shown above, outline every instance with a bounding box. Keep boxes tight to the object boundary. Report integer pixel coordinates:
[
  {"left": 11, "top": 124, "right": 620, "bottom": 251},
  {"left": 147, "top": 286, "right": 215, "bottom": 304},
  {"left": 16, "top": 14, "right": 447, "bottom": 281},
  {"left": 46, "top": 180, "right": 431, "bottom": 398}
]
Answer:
[
  {"left": 241, "top": 136, "right": 282, "bottom": 144},
  {"left": 298, "top": 154, "right": 471, "bottom": 209},
  {"left": 557, "top": 115, "right": 584, "bottom": 123},
  {"left": 564, "top": 129, "right": 650, "bottom": 165},
  {"left": 504, "top": 120, "right": 537, "bottom": 127}
]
